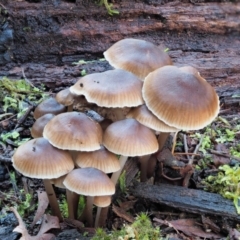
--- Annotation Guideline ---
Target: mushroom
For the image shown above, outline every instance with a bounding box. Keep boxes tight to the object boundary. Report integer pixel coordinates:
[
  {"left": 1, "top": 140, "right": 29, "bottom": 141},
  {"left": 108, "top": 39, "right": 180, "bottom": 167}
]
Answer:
[
  {"left": 43, "top": 112, "right": 102, "bottom": 151},
  {"left": 55, "top": 88, "right": 75, "bottom": 112},
  {"left": 93, "top": 195, "right": 111, "bottom": 228},
  {"left": 33, "top": 97, "right": 67, "bottom": 119},
  {"left": 69, "top": 69, "right": 144, "bottom": 121},
  {"left": 103, "top": 118, "right": 159, "bottom": 185},
  {"left": 126, "top": 104, "right": 179, "bottom": 181},
  {"left": 63, "top": 168, "right": 115, "bottom": 227},
  {"left": 103, "top": 38, "right": 172, "bottom": 79},
  {"left": 142, "top": 65, "right": 220, "bottom": 156},
  {"left": 75, "top": 146, "right": 120, "bottom": 174},
  {"left": 142, "top": 65, "right": 220, "bottom": 130},
  {"left": 30, "top": 113, "right": 55, "bottom": 138},
  {"left": 12, "top": 138, "right": 74, "bottom": 221}
]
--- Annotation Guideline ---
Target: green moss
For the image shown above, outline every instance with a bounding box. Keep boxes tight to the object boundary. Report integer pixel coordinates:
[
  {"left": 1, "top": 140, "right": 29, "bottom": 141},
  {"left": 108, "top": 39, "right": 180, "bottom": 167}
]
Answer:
[{"left": 92, "top": 213, "right": 162, "bottom": 240}]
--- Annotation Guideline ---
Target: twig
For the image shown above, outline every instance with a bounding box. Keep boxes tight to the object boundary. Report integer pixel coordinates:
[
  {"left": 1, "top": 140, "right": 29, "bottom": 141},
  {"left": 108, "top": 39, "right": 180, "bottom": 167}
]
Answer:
[
  {"left": 174, "top": 152, "right": 201, "bottom": 156},
  {"left": 21, "top": 68, "right": 36, "bottom": 88},
  {"left": 0, "top": 113, "right": 13, "bottom": 120},
  {"left": 209, "top": 149, "right": 240, "bottom": 161},
  {"left": 188, "top": 135, "right": 203, "bottom": 165},
  {"left": 182, "top": 134, "right": 190, "bottom": 160},
  {"left": 0, "top": 156, "right": 11, "bottom": 163},
  {"left": 160, "top": 163, "right": 183, "bottom": 181},
  {"left": 14, "top": 105, "right": 34, "bottom": 129},
  {"left": 0, "top": 113, "right": 17, "bottom": 124}
]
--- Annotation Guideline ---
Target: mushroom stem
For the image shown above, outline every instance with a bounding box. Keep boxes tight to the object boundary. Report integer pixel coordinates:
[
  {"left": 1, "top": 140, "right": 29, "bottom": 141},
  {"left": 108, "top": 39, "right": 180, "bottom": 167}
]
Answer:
[
  {"left": 171, "top": 131, "right": 179, "bottom": 154},
  {"left": 94, "top": 207, "right": 102, "bottom": 228},
  {"left": 66, "top": 190, "right": 79, "bottom": 219},
  {"left": 85, "top": 196, "right": 94, "bottom": 227},
  {"left": 138, "top": 154, "right": 151, "bottom": 182},
  {"left": 43, "top": 179, "right": 63, "bottom": 221},
  {"left": 111, "top": 108, "right": 126, "bottom": 121},
  {"left": 111, "top": 155, "right": 128, "bottom": 185},
  {"left": 158, "top": 132, "right": 170, "bottom": 151},
  {"left": 97, "top": 206, "right": 109, "bottom": 227},
  {"left": 67, "top": 104, "right": 73, "bottom": 112}
]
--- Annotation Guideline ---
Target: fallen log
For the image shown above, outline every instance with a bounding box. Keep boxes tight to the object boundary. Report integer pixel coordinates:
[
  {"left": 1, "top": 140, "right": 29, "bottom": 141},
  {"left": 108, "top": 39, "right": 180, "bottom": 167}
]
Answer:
[{"left": 130, "top": 181, "right": 240, "bottom": 222}]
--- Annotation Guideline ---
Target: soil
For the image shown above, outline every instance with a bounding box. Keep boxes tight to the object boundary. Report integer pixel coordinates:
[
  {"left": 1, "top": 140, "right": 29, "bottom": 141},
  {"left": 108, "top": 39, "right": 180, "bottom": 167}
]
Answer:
[{"left": 0, "top": 0, "right": 240, "bottom": 239}]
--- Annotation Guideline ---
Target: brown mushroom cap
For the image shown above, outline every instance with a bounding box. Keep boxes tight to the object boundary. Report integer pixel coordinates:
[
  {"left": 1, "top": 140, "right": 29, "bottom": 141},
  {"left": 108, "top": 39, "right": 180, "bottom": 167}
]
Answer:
[
  {"left": 33, "top": 97, "right": 67, "bottom": 119},
  {"left": 75, "top": 146, "right": 120, "bottom": 174},
  {"left": 55, "top": 88, "right": 75, "bottom": 106},
  {"left": 104, "top": 38, "right": 172, "bottom": 79},
  {"left": 94, "top": 196, "right": 111, "bottom": 207},
  {"left": 63, "top": 168, "right": 115, "bottom": 196},
  {"left": 69, "top": 69, "right": 144, "bottom": 108},
  {"left": 12, "top": 138, "right": 74, "bottom": 179},
  {"left": 103, "top": 118, "right": 158, "bottom": 156},
  {"left": 31, "top": 113, "right": 55, "bottom": 138},
  {"left": 142, "top": 65, "right": 220, "bottom": 130},
  {"left": 43, "top": 112, "right": 102, "bottom": 151},
  {"left": 126, "top": 104, "right": 178, "bottom": 132}
]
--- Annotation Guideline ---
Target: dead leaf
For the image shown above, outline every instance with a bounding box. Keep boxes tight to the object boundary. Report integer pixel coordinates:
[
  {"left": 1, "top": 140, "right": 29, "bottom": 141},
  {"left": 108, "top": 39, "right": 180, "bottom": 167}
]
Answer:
[
  {"left": 11, "top": 207, "right": 60, "bottom": 240},
  {"left": 213, "top": 143, "right": 230, "bottom": 167},
  {"left": 169, "top": 219, "right": 222, "bottom": 239},
  {"left": 118, "top": 200, "right": 137, "bottom": 211},
  {"left": 112, "top": 204, "right": 134, "bottom": 223},
  {"left": 31, "top": 191, "right": 49, "bottom": 227},
  {"left": 201, "top": 215, "right": 220, "bottom": 233}
]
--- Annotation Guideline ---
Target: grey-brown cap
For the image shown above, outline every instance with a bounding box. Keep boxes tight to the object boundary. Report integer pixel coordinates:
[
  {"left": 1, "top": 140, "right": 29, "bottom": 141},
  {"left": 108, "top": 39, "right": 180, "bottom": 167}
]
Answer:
[
  {"left": 126, "top": 104, "right": 178, "bottom": 132},
  {"left": 142, "top": 65, "right": 220, "bottom": 130},
  {"left": 12, "top": 138, "right": 74, "bottom": 179},
  {"left": 94, "top": 196, "right": 111, "bottom": 207},
  {"left": 31, "top": 113, "right": 55, "bottom": 138},
  {"left": 34, "top": 97, "right": 67, "bottom": 119},
  {"left": 103, "top": 118, "right": 158, "bottom": 156},
  {"left": 70, "top": 69, "right": 144, "bottom": 108},
  {"left": 63, "top": 168, "right": 115, "bottom": 196},
  {"left": 56, "top": 88, "right": 75, "bottom": 106},
  {"left": 43, "top": 112, "right": 102, "bottom": 151},
  {"left": 104, "top": 38, "right": 172, "bottom": 79},
  {"left": 75, "top": 146, "right": 120, "bottom": 174}
]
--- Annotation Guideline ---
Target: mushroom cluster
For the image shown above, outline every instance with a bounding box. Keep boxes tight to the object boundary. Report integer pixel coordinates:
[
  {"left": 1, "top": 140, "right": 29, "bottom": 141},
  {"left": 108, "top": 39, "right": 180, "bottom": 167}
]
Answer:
[{"left": 12, "top": 38, "right": 220, "bottom": 228}]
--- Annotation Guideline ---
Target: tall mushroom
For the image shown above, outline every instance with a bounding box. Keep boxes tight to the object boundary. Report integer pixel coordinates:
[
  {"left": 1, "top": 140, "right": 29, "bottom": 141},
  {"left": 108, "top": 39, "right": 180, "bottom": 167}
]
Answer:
[
  {"left": 104, "top": 38, "right": 172, "bottom": 79},
  {"left": 12, "top": 138, "right": 74, "bottom": 221}
]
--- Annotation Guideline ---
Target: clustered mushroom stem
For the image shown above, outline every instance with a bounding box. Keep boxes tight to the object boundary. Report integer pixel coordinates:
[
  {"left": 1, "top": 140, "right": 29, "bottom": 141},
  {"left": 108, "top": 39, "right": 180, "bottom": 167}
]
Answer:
[
  {"left": 138, "top": 154, "right": 151, "bottom": 182},
  {"left": 111, "top": 155, "right": 128, "bottom": 185},
  {"left": 43, "top": 179, "right": 63, "bottom": 221},
  {"left": 111, "top": 108, "right": 126, "bottom": 121},
  {"left": 98, "top": 207, "right": 109, "bottom": 227},
  {"left": 66, "top": 189, "right": 79, "bottom": 219},
  {"left": 157, "top": 132, "right": 170, "bottom": 152},
  {"left": 86, "top": 196, "right": 94, "bottom": 227},
  {"left": 94, "top": 206, "right": 102, "bottom": 228},
  {"left": 171, "top": 131, "right": 179, "bottom": 154},
  {"left": 67, "top": 104, "right": 73, "bottom": 112}
]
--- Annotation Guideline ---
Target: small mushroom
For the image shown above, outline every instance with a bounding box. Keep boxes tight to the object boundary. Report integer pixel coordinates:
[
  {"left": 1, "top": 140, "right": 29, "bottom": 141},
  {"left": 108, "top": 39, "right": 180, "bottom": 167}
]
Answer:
[
  {"left": 63, "top": 168, "right": 115, "bottom": 227},
  {"left": 33, "top": 97, "right": 67, "bottom": 119},
  {"left": 55, "top": 88, "right": 75, "bottom": 112}
]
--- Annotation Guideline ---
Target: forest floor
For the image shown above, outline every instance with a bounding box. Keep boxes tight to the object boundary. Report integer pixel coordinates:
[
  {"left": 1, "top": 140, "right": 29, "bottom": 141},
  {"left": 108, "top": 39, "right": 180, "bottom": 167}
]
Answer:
[{"left": 0, "top": 60, "right": 240, "bottom": 239}]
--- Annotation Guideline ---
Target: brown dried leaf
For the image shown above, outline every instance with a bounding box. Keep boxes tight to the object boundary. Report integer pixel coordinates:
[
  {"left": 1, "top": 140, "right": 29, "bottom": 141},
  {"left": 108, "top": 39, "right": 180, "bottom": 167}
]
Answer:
[
  {"left": 11, "top": 207, "right": 59, "bottom": 240},
  {"left": 31, "top": 191, "right": 49, "bottom": 227},
  {"left": 201, "top": 215, "right": 220, "bottom": 233},
  {"left": 112, "top": 204, "right": 134, "bottom": 223},
  {"left": 169, "top": 219, "right": 222, "bottom": 239},
  {"left": 229, "top": 228, "right": 240, "bottom": 240},
  {"left": 118, "top": 200, "right": 137, "bottom": 211}
]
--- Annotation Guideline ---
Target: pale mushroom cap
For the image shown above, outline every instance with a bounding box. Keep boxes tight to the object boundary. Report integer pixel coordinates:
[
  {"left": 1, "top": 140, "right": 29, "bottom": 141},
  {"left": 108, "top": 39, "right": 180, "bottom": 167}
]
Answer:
[
  {"left": 126, "top": 104, "right": 178, "bottom": 132},
  {"left": 43, "top": 112, "right": 102, "bottom": 151},
  {"left": 104, "top": 38, "right": 172, "bottom": 79},
  {"left": 63, "top": 168, "right": 115, "bottom": 196},
  {"left": 75, "top": 146, "right": 121, "bottom": 174},
  {"left": 31, "top": 113, "right": 55, "bottom": 138},
  {"left": 56, "top": 88, "right": 75, "bottom": 106},
  {"left": 103, "top": 118, "right": 158, "bottom": 156},
  {"left": 33, "top": 97, "right": 67, "bottom": 119},
  {"left": 12, "top": 138, "right": 74, "bottom": 179},
  {"left": 94, "top": 196, "right": 111, "bottom": 207},
  {"left": 143, "top": 65, "right": 220, "bottom": 130},
  {"left": 69, "top": 69, "right": 144, "bottom": 108}
]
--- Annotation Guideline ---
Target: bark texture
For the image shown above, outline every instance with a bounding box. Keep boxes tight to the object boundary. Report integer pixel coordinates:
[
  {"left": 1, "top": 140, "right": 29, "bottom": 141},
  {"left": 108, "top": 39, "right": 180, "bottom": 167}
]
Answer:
[{"left": 0, "top": 0, "right": 239, "bottom": 94}]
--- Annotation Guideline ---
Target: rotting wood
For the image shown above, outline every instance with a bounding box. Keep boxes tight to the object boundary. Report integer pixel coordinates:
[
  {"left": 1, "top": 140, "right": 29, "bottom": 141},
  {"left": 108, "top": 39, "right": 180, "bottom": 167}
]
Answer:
[{"left": 130, "top": 181, "right": 240, "bottom": 222}]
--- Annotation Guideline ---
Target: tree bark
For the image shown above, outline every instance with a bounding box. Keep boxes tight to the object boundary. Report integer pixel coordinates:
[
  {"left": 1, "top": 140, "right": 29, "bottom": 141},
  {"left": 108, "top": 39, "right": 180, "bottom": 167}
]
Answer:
[{"left": 0, "top": 0, "right": 239, "bottom": 93}]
